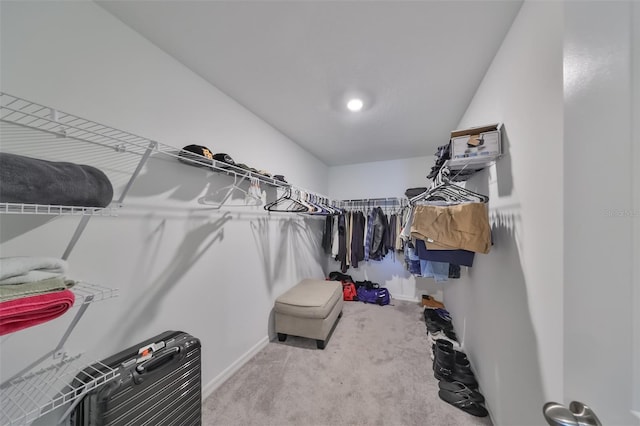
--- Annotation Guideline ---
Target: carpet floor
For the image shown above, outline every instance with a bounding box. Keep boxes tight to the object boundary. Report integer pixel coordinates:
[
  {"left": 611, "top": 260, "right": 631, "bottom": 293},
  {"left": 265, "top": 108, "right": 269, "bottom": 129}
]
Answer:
[{"left": 202, "top": 300, "right": 493, "bottom": 426}]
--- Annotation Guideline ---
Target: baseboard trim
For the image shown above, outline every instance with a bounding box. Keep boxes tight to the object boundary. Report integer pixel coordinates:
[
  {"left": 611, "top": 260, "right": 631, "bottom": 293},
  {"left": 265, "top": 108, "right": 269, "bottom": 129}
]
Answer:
[{"left": 202, "top": 336, "right": 269, "bottom": 401}]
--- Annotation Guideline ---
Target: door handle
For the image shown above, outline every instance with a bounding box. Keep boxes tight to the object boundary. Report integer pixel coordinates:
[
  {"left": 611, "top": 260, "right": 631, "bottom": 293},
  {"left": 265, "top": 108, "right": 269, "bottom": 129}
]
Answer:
[{"left": 543, "top": 401, "right": 602, "bottom": 426}]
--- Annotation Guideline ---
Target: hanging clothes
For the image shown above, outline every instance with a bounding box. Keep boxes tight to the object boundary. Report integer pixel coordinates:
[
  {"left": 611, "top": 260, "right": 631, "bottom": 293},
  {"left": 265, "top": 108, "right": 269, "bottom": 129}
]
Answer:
[
  {"left": 322, "top": 216, "right": 333, "bottom": 255},
  {"left": 331, "top": 216, "right": 339, "bottom": 258},
  {"left": 364, "top": 208, "right": 375, "bottom": 261},
  {"left": 350, "top": 211, "right": 365, "bottom": 268},
  {"left": 420, "top": 259, "right": 449, "bottom": 282},
  {"left": 414, "top": 239, "right": 475, "bottom": 268},
  {"left": 370, "top": 207, "right": 389, "bottom": 261},
  {"left": 410, "top": 203, "right": 491, "bottom": 254},
  {"left": 337, "top": 214, "right": 348, "bottom": 273}
]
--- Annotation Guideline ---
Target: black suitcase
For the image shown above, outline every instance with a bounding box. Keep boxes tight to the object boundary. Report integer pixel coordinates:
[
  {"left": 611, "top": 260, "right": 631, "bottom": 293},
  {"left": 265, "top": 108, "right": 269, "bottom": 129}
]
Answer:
[{"left": 70, "top": 330, "right": 201, "bottom": 426}]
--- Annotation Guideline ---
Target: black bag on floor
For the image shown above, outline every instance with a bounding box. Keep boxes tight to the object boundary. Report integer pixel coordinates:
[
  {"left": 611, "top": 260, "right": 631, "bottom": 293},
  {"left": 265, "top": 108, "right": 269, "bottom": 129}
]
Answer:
[{"left": 328, "top": 271, "right": 353, "bottom": 283}]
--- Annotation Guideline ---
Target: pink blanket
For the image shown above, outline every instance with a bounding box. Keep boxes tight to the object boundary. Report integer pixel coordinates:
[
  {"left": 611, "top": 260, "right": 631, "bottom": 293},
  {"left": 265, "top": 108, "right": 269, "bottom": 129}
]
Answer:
[{"left": 0, "top": 289, "right": 75, "bottom": 336}]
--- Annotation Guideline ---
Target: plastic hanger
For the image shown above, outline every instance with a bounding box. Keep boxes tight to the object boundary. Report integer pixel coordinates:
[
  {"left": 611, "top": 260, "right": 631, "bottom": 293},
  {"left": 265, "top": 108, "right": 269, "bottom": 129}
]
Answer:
[
  {"left": 199, "top": 174, "right": 262, "bottom": 209},
  {"left": 263, "top": 187, "right": 309, "bottom": 213}
]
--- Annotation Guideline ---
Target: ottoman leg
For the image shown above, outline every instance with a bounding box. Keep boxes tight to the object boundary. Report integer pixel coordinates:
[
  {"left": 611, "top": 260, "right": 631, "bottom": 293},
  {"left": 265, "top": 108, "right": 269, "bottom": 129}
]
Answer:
[
  {"left": 277, "top": 333, "right": 287, "bottom": 342},
  {"left": 316, "top": 339, "right": 326, "bottom": 350}
]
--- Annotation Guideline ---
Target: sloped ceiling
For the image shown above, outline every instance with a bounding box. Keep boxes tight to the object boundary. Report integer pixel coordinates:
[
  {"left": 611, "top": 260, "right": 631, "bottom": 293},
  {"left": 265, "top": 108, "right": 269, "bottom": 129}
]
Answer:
[{"left": 97, "top": 0, "right": 522, "bottom": 166}]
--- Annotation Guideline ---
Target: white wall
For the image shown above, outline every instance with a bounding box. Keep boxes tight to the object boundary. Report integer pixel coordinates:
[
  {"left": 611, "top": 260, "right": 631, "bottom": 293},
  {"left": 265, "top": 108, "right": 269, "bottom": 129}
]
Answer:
[
  {"left": 443, "top": 2, "right": 639, "bottom": 425},
  {"left": 443, "top": 2, "right": 564, "bottom": 425},
  {"left": 0, "top": 2, "right": 328, "bottom": 423},
  {"left": 327, "top": 156, "right": 447, "bottom": 301},
  {"left": 633, "top": 2, "right": 640, "bottom": 418},
  {"left": 563, "top": 2, "right": 637, "bottom": 424}
]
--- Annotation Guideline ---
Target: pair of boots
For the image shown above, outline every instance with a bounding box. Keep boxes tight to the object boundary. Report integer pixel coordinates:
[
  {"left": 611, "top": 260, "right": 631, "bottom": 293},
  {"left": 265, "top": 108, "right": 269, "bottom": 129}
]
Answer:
[
  {"left": 433, "top": 339, "right": 488, "bottom": 417},
  {"left": 432, "top": 340, "right": 477, "bottom": 387}
]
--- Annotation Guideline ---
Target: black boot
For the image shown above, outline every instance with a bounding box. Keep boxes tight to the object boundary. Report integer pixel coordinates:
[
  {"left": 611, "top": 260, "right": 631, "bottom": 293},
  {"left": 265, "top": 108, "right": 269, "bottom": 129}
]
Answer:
[
  {"left": 433, "top": 343, "right": 455, "bottom": 381},
  {"left": 450, "top": 350, "right": 478, "bottom": 388}
]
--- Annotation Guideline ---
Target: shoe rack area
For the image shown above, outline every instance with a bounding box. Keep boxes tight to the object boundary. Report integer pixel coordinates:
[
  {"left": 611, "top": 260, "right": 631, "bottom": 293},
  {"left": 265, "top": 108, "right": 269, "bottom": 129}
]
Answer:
[{"left": 421, "top": 295, "right": 489, "bottom": 418}]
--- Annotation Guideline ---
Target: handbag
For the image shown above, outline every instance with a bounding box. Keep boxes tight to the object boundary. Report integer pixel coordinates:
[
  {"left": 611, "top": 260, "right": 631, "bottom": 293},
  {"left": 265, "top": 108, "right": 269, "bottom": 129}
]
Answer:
[{"left": 342, "top": 282, "right": 358, "bottom": 301}]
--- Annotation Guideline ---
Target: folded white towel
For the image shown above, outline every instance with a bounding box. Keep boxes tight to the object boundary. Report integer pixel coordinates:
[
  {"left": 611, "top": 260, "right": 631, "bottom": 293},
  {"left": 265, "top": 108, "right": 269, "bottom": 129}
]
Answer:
[{"left": 0, "top": 257, "right": 69, "bottom": 285}]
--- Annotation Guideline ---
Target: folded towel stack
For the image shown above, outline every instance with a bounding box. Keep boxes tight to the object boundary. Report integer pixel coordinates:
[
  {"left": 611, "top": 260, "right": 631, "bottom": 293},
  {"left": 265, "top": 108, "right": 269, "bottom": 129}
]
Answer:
[
  {"left": 0, "top": 152, "right": 114, "bottom": 207},
  {"left": 0, "top": 290, "right": 75, "bottom": 336},
  {"left": 0, "top": 256, "right": 69, "bottom": 285},
  {"left": 0, "top": 257, "right": 76, "bottom": 335}
]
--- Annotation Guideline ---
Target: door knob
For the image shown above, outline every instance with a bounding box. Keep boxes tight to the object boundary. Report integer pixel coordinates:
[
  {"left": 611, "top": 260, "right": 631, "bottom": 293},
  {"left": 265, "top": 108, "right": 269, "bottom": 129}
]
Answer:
[{"left": 543, "top": 401, "right": 602, "bottom": 426}]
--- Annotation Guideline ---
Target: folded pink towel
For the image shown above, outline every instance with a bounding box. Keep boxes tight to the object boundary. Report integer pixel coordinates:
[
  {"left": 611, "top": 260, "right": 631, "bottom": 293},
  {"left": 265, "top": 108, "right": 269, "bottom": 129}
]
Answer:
[{"left": 0, "top": 289, "right": 75, "bottom": 336}]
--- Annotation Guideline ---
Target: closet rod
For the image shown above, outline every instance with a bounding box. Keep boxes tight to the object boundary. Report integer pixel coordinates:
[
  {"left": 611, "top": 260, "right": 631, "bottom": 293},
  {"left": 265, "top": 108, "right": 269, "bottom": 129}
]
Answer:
[
  {"left": 339, "top": 197, "right": 405, "bottom": 203},
  {"left": 337, "top": 197, "right": 408, "bottom": 210}
]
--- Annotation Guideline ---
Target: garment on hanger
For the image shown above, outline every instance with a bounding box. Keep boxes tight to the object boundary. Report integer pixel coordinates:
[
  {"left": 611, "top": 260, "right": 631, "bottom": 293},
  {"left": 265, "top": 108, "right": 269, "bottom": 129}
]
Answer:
[
  {"left": 322, "top": 216, "right": 333, "bottom": 255},
  {"left": 448, "top": 264, "right": 461, "bottom": 279},
  {"left": 414, "top": 239, "right": 475, "bottom": 268},
  {"left": 350, "top": 211, "right": 365, "bottom": 268},
  {"left": 404, "top": 242, "right": 422, "bottom": 275},
  {"left": 364, "top": 208, "right": 375, "bottom": 261},
  {"left": 337, "top": 214, "right": 348, "bottom": 273},
  {"left": 410, "top": 203, "right": 491, "bottom": 254},
  {"left": 386, "top": 214, "right": 396, "bottom": 252},
  {"left": 395, "top": 212, "right": 404, "bottom": 251},
  {"left": 419, "top": 259, "right": 449, "bottom": 282},
  {"left": 369, "top": 207, "right": 389, "bottom": 261}
]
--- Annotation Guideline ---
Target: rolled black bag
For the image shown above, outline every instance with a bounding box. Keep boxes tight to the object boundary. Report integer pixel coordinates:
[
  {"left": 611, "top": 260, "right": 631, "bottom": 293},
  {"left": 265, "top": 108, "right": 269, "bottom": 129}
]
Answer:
[{"left": 0, "top": 152, "right": 114, "bottom": 207}]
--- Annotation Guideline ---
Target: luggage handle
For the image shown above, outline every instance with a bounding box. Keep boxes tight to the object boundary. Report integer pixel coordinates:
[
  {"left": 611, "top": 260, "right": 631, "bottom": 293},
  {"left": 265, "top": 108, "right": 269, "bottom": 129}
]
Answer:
[{"left": 135, "top": 346, "right": 181, "bottom": 376}]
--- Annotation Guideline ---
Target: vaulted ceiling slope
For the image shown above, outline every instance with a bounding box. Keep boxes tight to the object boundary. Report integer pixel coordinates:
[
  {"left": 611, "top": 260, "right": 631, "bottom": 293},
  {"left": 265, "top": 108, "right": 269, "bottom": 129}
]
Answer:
[{"left": 97, "top": 1, "right": 523, "bottom": 166}]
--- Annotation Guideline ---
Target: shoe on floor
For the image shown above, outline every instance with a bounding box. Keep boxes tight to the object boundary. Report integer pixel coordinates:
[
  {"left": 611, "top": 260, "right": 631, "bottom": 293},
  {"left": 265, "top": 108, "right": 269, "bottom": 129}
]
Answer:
[
  {"left": 427, "top": 333, "right": 461, "bottom": 351},
  {"left": 438, "top": 380, "right": 485, "bottom": 403},
  {"left": 438, "top": 389, "right": 488, "bottom": 417},
  {"left": 422, "top": 294, "right": 445, "bottom": 309}
]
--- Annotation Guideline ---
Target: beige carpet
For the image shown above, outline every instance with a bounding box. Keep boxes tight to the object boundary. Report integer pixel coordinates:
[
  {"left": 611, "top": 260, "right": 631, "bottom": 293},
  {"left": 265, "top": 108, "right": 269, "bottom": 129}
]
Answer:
[{"left": 202, "top": 300, "right": 493, "bottom": 426}]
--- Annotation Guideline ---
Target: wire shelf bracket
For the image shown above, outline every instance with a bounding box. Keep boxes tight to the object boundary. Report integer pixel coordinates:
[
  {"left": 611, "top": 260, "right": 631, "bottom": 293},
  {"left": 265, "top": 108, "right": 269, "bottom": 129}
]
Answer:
[{"left": 0, "top": 354, "right": 119, "bottom": 426}]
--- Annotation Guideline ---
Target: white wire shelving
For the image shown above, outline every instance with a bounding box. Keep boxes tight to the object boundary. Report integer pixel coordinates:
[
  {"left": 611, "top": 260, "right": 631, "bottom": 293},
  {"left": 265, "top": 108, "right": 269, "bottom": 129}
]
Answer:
[
  {"left": 0, "top": 354, "right": 119, "bottom": 426},
  {"left": 70, "top": 281, "right": 119, "bottom": 306},
  {"left": 0, "top": 282, "right": 119, "bottom": 426},
  {"left": 0, "top": 92, "right": 296, "bottom": 197},
  {"left": 0, "top": 203, "right": 119, "bottom": 216}
]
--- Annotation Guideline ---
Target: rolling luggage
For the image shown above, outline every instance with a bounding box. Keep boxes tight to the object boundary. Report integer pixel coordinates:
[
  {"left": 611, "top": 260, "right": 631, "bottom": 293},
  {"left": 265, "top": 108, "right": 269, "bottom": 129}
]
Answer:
[{"left": 70, "top": 330, "right": 201, "bottom": 426}]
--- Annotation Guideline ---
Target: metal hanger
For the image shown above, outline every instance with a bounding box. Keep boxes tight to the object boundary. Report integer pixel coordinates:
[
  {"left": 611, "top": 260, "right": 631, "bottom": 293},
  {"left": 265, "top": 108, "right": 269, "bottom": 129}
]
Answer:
[{"left": 410, "top": 166, "right": 489, "bottom": 205}]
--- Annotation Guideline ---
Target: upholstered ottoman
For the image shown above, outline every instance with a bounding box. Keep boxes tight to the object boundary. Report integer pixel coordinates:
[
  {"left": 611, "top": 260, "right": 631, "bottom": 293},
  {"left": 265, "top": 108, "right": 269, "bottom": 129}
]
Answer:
[{"left": 274, "top": 279, "right": 343, "bottom": 349}]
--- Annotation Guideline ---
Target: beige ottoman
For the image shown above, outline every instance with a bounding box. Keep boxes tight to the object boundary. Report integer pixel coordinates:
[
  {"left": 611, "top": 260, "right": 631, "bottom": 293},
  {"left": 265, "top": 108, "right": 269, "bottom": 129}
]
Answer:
[{"left": 274, "top": 279, "right": 343, "bottom": 349}]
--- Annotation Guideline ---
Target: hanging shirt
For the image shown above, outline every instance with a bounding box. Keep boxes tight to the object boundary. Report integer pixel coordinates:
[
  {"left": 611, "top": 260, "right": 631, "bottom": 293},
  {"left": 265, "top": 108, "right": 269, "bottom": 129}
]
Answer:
[{"left": 331, "top": 216, "right": 339, "bottom": 258}]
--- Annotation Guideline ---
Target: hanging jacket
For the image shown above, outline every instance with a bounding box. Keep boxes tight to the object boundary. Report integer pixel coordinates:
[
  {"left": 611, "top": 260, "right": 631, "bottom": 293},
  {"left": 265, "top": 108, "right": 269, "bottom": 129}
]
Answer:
[
  {"left": 369, "top": 208, "right": 389, "bottom": 261},
  {"left": 337, "top": 214, "right": 348, "bottom": 273}
]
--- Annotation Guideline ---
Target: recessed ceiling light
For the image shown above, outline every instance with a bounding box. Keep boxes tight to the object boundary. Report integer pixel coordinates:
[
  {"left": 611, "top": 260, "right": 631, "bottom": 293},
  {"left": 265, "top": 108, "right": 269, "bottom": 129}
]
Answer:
[{"left": 346, "top": 98, "right": 364, "bottom": 112}]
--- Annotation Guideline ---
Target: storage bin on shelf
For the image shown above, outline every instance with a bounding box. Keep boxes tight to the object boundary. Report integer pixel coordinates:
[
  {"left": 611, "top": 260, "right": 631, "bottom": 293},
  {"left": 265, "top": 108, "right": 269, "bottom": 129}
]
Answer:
[{"left": 447, "top": 123, "right": 502, "bottom": 170}]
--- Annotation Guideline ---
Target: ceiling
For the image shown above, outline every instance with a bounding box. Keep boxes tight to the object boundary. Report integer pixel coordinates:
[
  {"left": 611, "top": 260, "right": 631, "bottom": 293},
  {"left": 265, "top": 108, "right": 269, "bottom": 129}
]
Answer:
[{"left": 97, "top": 1, "right": 522, "bottom": 166}]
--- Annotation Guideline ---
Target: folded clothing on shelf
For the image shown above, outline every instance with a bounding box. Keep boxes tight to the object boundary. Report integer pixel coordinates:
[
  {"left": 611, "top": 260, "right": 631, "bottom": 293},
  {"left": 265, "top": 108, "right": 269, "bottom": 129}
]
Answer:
[
  {"left": 0, "top": 256, "right": 69, "bottom": 285},
  {"left": 212, "top": 153, "right": 235, "bottom": 168},
  {"left": 0, "top": 289, "right": 75, "bottom": 336},
  {"left": 0, "top": 152, "right": 114, "bottom": 208},
  {"left": 0, "top": 276, "right": 76, "bottom": 302}
]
